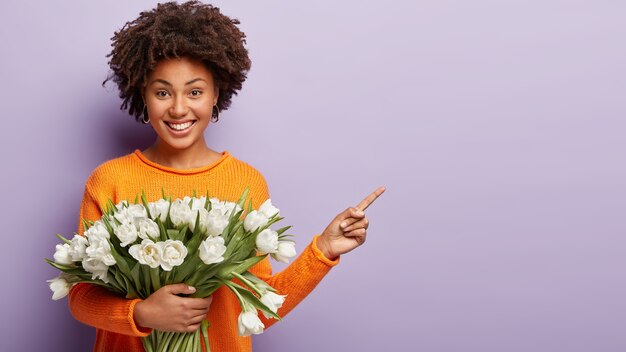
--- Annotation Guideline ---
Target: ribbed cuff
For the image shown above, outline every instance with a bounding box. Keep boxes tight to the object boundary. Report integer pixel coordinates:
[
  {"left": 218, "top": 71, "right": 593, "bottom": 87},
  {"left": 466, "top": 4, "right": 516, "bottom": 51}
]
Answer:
[
  {"left": 128, "top": 299, "right": 153, "bottom": 337},
  {"left": 311, "top": 235, "right": 340, "bottom": 267}
]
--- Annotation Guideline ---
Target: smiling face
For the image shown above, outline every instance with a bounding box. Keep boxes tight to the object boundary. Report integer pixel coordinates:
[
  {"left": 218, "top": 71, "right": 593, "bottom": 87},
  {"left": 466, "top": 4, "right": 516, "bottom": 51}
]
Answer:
[{"left": 143, "top": 56, "right": 218, "bottom": 152}]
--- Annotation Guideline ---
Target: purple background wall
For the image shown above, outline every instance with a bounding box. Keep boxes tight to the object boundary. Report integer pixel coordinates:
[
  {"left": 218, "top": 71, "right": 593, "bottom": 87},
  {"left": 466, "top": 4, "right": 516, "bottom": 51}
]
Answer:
[{"left": 1, "top": 0, "right": 625, "bottom": 351}]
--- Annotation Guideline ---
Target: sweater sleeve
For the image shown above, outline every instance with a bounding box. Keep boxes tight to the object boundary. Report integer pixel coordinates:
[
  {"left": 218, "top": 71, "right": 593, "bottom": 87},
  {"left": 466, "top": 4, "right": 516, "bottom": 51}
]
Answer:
[
  {"left": 247, "top": 175, "right": 340, "bottom": 329},
  {"left": 250, "top": 237, "right": 340, "bottom": 329},
  {"left": 67, "top": 177, "right": 152, "bottom": 337}
]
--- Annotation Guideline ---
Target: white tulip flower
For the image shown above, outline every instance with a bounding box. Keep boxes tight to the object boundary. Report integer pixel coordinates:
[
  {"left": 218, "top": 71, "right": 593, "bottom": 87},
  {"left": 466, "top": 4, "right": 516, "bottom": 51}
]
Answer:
[
  {"left": 199, "top": 236, "right": 226, "bottom": 265},
  {"left": 53, "top": 243, "right": 73, "bottom": 265},
  {"left": 238, "top": 309, "right": 265, "bottom": 336},
  {"left": 243, "top": 210, "right": 268, "bottom": 232},
  {"left": 260, "top": 291, "right": 286, "bottom": 319},
  {"left": 128, "top": 239, "right": 162, "bottom": 268},
  {"left": 136, "top": 218, "right": 160, "bottom": 240},
  {"left": 272, "top": 241, "right": 296, "bottom": 263},
  {"left": 158, "top": 240, "right": 188, "bottom": 271},
  {"left": 47, "top": 275, "right": 72, "bottom": 300},
  {"left": 68, "top": 235, "right": 89, "bottom": 262},
  {"left": 258, "top": 199, "right": 280, "bottom": 218},
  {"left": 255, "top": 229, "right": 278, "bottom": 255}
]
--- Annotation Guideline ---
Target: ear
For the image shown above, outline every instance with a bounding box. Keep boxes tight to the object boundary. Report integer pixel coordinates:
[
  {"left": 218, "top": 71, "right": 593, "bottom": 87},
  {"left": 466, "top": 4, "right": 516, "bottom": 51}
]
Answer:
[{"left": 213, "top": 87, "right": 219, "bottom": 106}]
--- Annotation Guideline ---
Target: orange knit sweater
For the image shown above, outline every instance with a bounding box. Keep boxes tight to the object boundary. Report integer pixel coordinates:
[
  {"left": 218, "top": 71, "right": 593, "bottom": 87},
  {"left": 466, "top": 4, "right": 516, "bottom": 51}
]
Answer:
[{"left": 68, "top": 149, "right": 339, "bottom": 352}]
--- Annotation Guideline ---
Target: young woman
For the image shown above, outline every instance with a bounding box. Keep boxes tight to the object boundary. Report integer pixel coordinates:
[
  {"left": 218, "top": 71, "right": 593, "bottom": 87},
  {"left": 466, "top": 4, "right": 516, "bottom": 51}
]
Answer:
[{"left": 68, "top": 2, "right": 384, "bottom": 351}]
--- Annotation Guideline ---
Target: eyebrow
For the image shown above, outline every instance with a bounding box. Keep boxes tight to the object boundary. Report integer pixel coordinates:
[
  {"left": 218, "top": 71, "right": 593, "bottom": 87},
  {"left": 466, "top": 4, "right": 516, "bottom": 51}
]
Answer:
[{"left": 150, "top": 78, "right": 207, "bottom": 86}]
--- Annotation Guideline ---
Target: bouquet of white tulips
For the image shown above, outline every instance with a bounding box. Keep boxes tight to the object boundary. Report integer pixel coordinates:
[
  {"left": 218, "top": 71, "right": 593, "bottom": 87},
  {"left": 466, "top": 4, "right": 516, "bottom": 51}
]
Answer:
[{"left": 46, "top": 189, "right": 296, "bottom": 352}]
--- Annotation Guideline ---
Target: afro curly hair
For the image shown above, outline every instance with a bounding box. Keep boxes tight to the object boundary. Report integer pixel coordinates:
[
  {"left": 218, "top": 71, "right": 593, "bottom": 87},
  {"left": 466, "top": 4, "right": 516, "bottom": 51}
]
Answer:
[{"left": 103, "top": 1, "right": 251, "bottom": 122}]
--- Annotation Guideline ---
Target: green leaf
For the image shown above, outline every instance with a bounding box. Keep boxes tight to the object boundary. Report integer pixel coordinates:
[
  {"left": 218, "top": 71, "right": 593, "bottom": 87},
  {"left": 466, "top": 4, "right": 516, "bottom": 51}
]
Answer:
[
  {"left": 217, "top": 255, "right": 265, "bottom": 279},
  {"left": 192, "top": 211, "right": 201, "bottom": 238},
  {"left": 275, "top": 225, "right": 292, "bottom": 236},
  {"left": 223, "top": 221, "right": 243, "bottom": 246},
  {"left": 150, "top": 267, "right": 161, "bottom": 292},
  {"left": 226, "top": 228, "right": 257, "bottom": 262},
  {"left": 157, "top": 270, "right": 167, "bottom": 286},
  {"left": 244, "top": 292, "right": 281, "bottom": 320},
  {"left": 242, "top": 271, "right": 275, "bottom": 292},
  {"left": 106, "top": 198, "right": 117, "bottom": 215},
  {"left": 54, "top": 233, "right": 71, "bottom": 244},
  {"left": 230, "top": 282, "right": 281, "bottom": 320},
  {"left": 185, "top": 230, "right": 205, "bottom": 258},
  {"left": 166, "top": 228, "right": 180, "bottom": 241},
  {"left": 202, "top": 261, "right": 222, "bottom": 278},
  {"left": 234, "top": 255, "right": 266, "bottom": 274},
  {"left": 205, "top": 190, "right": 211, "bottom": 211},
  {"left": 141, "top": 190, "right": 152, "bottom": 219},
  {"left": 107, "top": 267, "right": 127, "bottom": 292},
  {"left": 81, "top": 218, "right": 93, "bottom": 232},
  {"left": 101, "top": 215, "right": 116, "bottom": 235},
  {"left": 172, "top": 254, "right": 201, "bottom": 283},
  {"left": 155, "top": 218, "right": 168, "bottom": 242},
  {"left": 118, "top": 270, "right": 139, "bottom": 299},
  {"left": 266, "top": 216, "right": 284, "bottom": 228},
  {"left": 164, "top": 197, "right": 173, "bottom": 228},
  {"left": 128, "top": 262, "right": 145, "bottom": 298},
  {"left": 223, "top": 225, "right": 246, "bottom": 258},
  {"left": 108, "top": 244, "right": 133, "bottom": 279},
  {"left": 191, "top": 280, "right": 222, "bottom": 298},
  {"left": 236, "top": 187, "right": 250, "bottom": 211},
  {"left": 45, "top": 258, "right": 77, "bottom": 271},
  {"left": 220, "top": 219, "right": 234, "bottom": 243},
  {"left": 130, "top": 261, "right": 141, "bottom": 283},
  {"left": 186, "top": 262, "right": 220, "bottom": 286},
  {"left": 141, "top": 264, "right": 152, "bottom": 296}
]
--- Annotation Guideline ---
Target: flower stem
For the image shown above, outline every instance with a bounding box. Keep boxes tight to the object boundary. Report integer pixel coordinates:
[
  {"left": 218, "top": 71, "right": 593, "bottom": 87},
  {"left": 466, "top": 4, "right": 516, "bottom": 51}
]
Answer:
[
  {"left": 232, "top": 272, "right": 263, "bottom": 296},
  {"left": 221, "top": 279, "right": 247, "bottom": 309},
  {"left": 170, "top": 332, "right": 185, "bottom": 351},
  {"left": 157, "top": 331, "right": 174, "bottom": 352},
  {"left": 191, "top": 332, "right": 198, "bottom": 351},
  {"left": 141, "top": 334, "right": 154, "bottom": 352},
  {"left": 201, "top": 320, "right": 210, "bottom": 352}
]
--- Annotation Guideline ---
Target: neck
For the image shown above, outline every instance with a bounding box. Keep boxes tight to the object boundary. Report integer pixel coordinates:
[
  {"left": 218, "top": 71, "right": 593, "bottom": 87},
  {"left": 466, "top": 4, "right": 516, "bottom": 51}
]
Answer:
[{"left": 144, "top": 139, "right": 219, "bottom": 170}]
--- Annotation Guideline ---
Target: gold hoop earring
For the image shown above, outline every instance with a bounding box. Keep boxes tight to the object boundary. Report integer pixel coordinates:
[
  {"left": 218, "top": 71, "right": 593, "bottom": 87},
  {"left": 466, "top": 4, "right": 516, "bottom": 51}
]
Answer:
[
  {"left": 211, "top": 105, "right": 220, "bottom": 122},
  {"left": 142, "top": 104, "right": 150, "bottom": 124}
]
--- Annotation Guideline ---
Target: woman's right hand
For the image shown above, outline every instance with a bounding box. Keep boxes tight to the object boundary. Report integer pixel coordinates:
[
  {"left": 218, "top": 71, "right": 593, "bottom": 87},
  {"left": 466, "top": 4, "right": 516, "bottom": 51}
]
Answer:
[{"left": 133, "top": 284, "right": 212, "bottom": 333}]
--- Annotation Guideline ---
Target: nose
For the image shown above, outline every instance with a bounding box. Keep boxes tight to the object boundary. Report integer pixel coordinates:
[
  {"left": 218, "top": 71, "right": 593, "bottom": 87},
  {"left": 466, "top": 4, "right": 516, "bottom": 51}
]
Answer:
[{"left": 169, "top": 95, "right": 189, "bottom": 118}]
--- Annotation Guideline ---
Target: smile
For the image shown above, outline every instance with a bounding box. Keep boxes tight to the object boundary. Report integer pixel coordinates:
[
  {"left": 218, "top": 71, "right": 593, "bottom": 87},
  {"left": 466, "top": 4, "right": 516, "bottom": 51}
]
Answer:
[{"left": 165, "top": 120, "right": 196, "bottom": 132}]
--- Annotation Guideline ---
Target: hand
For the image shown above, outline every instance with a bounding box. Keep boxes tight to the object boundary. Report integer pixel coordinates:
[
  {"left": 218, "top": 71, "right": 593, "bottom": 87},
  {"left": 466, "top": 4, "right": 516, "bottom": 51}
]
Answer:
[
  {"left": 133, "top": 284, "right": 212, "bottom": 333},
  {"left": 317, "top": 186, "right": 386, "bottom": 260}
]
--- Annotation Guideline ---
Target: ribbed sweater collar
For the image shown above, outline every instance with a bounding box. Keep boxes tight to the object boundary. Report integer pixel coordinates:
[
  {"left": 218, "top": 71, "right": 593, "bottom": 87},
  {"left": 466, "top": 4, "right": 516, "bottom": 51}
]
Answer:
[{"left": 132, "top": 149, "right": 231, "bottom": 175}]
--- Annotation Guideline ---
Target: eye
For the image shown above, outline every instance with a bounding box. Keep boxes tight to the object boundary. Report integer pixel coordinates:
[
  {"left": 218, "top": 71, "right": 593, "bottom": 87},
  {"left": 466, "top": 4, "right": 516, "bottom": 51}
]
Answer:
[
  {"left": 190, "top": 89, "right": 202, "bottom": 97},
  {"left": 155, "top": 90, "right": 169, "bottom": 98}
]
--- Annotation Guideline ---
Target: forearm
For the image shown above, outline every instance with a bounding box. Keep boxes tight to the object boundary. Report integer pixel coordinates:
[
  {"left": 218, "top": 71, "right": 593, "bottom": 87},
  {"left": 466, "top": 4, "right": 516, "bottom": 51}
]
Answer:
[{"left": 68, "top": 283, "right": 152, "bottom": 337}]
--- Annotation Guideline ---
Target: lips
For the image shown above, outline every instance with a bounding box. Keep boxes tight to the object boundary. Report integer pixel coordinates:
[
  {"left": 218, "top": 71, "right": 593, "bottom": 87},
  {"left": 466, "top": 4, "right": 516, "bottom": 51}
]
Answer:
[{"left": 164, "top": 120, "right": 197, "bottom": 132}]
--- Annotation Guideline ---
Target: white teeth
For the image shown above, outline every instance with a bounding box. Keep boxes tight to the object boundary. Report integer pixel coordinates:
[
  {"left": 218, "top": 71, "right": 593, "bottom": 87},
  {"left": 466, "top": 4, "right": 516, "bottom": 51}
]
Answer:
[{"left": 167, "top": 121, "right": 194, "bottom": 131}]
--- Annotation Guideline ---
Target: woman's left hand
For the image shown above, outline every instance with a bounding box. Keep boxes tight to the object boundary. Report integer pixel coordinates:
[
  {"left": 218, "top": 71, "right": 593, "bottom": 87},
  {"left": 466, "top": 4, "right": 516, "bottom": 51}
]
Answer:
[{"left": 316, "top": 186, "right": 386, "bottom": 260}]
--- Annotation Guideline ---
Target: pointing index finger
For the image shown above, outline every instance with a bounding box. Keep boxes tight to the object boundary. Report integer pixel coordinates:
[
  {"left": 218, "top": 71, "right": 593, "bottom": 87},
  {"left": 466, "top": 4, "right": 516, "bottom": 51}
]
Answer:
[{"left": 356, "top": 186, "right": 386, "bottom": 211}]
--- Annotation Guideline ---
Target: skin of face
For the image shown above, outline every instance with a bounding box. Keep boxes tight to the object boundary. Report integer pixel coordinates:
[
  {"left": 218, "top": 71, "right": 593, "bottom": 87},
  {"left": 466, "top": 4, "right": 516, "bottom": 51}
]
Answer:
[{"left": 142, "top": 56, "right": 219, "bottom": 155}]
